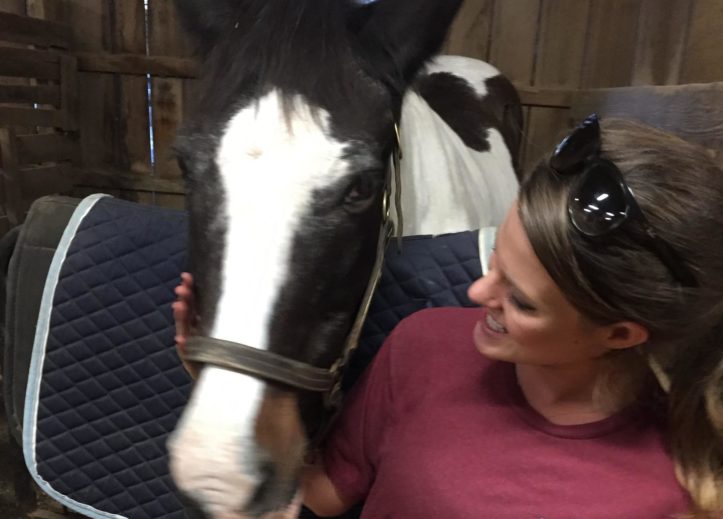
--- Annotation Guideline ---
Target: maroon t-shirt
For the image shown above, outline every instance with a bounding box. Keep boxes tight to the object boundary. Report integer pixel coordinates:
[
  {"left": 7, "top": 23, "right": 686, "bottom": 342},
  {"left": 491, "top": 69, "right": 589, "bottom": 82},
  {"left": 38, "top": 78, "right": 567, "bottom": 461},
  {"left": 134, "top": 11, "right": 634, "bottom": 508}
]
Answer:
[{"left": 324, "top": 307, "right": 690, "bottom": 518}]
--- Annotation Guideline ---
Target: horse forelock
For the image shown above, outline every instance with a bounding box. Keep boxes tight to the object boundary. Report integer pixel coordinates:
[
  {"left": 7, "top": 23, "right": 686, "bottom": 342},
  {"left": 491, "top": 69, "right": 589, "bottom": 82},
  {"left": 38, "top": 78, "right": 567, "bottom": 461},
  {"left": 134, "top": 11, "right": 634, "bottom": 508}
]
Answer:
[{"left": 195, "top": 0, "right": 391, "bottom": 124}]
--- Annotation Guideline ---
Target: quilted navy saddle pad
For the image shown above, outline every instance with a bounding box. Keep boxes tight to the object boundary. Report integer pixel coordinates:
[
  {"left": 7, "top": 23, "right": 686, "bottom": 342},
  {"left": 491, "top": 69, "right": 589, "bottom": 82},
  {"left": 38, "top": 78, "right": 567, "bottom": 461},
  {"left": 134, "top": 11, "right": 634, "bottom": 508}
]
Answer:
[
  {"left": 20, "top": 194, "right": 487, "bottom": 518},
  {"left": 23, "top": 195, "right": 193, "bottom": 518}
]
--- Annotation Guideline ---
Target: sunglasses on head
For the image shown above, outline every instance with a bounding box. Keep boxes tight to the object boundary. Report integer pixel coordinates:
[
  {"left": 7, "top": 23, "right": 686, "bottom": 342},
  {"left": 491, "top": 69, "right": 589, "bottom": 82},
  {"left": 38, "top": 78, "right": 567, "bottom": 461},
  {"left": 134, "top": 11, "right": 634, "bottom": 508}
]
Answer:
[{"left": 549, "top": 114, "right": 697, "bottom": 287}]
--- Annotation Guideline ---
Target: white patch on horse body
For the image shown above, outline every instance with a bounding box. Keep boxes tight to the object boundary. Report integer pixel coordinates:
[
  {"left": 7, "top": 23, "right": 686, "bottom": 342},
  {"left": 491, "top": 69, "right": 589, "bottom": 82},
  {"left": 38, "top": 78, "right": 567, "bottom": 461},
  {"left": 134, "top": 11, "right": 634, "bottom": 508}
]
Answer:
[
  {"left": 396, "top": 86, "right": 518, "bottom": 236},
  {"left": 169, "top": 90, "right": 350, "bottom": 516}
]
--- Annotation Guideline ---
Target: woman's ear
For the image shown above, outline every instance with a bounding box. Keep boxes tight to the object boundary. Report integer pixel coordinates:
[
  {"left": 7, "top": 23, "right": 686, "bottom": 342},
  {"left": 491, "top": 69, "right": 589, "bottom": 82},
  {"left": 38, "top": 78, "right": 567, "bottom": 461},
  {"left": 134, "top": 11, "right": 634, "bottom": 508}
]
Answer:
[{"left": 602, "top": 321, "right": 650, "bottom": 350}]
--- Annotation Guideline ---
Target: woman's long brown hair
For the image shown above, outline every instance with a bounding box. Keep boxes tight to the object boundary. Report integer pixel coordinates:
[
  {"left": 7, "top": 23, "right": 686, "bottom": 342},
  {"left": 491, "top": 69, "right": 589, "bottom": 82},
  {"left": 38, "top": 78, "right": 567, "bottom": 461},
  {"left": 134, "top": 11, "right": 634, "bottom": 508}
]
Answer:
[{"left": 519, "top": 119, "right": 723, "bottom": 516}]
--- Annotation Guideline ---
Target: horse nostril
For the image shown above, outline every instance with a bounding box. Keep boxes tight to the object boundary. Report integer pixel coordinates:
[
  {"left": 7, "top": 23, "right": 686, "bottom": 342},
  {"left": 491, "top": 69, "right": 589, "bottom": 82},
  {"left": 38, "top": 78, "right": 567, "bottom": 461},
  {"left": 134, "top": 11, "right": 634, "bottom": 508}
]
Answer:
[{"left": 245, "top": 461, "right": 297, "bottom": 518}]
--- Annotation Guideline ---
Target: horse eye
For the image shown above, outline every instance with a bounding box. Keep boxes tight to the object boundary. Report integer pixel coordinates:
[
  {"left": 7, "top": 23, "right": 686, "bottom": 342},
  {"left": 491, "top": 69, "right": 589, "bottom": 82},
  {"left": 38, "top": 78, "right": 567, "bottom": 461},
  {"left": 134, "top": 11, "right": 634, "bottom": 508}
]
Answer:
[{"left": 343, "top": 175, "right": 379, "bottom": 209}]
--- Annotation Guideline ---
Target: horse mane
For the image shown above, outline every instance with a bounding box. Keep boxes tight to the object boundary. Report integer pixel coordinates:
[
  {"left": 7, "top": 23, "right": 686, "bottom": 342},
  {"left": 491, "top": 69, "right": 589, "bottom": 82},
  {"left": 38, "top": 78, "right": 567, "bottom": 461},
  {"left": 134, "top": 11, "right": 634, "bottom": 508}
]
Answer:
[{"left": 198, "top": 0, "right": 384, "bottom": 120}]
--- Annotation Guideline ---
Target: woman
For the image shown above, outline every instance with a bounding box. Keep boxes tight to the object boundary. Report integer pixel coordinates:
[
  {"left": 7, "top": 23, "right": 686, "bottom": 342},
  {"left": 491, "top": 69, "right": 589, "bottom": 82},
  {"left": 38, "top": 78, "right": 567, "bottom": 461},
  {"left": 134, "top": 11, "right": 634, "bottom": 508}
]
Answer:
[{"left": 175, "top": 116, "right": 723, "bottom": 518}]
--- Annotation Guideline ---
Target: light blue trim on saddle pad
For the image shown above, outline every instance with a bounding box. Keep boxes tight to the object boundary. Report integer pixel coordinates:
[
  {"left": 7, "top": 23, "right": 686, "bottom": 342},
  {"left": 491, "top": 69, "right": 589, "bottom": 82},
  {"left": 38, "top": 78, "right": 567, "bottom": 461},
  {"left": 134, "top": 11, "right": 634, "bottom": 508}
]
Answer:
[{"left": 23, "top": 193, "right": 124, "bottom": 519}]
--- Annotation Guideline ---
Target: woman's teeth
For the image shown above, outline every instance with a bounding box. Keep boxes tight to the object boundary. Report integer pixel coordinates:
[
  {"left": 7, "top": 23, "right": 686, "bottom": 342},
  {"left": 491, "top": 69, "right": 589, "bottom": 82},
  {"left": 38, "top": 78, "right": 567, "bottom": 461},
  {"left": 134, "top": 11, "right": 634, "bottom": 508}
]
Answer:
[{"left": 485, "top": 312, "right": 507, "bottom": 333}]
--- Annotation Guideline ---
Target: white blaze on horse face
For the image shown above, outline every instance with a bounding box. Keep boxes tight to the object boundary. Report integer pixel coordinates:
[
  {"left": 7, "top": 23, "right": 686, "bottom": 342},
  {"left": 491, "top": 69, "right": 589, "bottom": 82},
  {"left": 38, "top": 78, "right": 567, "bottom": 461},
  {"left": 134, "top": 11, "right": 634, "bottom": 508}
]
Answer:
[
  {"left": 169, "top": 91, "right": 350, "bottom": 516},
  {"left": 215, "top": 90, "right": 349, "bottom": 351}
]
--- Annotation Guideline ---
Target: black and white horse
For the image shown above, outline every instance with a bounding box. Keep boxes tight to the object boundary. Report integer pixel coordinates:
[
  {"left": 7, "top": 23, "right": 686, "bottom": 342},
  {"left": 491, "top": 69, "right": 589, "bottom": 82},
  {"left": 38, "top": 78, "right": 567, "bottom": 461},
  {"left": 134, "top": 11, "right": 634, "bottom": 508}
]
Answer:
[{"left": 168, "top": 1, "right": 520, "bottom": 518}]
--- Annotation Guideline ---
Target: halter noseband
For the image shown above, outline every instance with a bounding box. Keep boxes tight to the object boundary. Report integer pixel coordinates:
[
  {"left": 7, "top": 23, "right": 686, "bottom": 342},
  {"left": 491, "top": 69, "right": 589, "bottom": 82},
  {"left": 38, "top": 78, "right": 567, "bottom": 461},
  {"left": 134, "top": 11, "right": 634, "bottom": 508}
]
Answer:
[{"left": 183, "top": 125, "right": 402, "bottom": 411}]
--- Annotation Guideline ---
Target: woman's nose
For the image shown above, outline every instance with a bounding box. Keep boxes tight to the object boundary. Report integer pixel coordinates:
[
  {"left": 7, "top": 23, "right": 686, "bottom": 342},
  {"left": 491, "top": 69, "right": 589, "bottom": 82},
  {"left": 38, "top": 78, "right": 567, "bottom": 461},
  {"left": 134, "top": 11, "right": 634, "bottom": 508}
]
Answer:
[
  {"left": 467, "top": 276, "right": 488, "bottom": 305},
  {"left": 467, "top": 273, "right": 501, "bottom": 307}
]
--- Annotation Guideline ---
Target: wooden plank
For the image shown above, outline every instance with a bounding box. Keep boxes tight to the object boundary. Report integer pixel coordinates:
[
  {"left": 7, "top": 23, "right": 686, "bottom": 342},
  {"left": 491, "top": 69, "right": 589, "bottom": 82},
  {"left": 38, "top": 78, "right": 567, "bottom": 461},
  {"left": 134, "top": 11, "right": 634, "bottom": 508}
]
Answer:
[
  {"left": 59, "top": 54, "right": 79, "bottom": 130},
  {"left": 16, "top": 133, "right": 78, "bottom": 164},
  {"left": 523, "top": 108, "right": 571, "bottom": 173},
  {"left": 0, "top": 0, "right": 33, "bottom": 134},
  {"left": 0, "top": 11, "right": 70, "bottom": 48},
  {"left": 0, "top": 47, "right": 60, "bottom": 80},
  {"left": 149, "top": 0, "right": 194, "bottom": 179},
  {"left": 533, "top": 0, "right": 590, "bottom": 88},
  {"left": 443, "top": 0, "right": 495, "bottom": 60},
  {"left": 155, "top": 193, "right": 186, "bottom": 210},
  {"left": 18, "top": 162, "right": 75, "bottom": 199},
  {"left": 515, "top": 84, "right": 572, "bottom": 108},
  {"left": 0, "top": 106, "right": 62, "bottom": 127},
  {"left": 0, "top": 84, "right": 59, "bottom": 104},
  {"left": 0, "top": 0, "right": 25, "bottom": 14},
  {"left": 572, "top": 82, "right": 723, "bottom": 152},
  {"left": 114, "top": 0, "right": 151, "bottom": 175},
  {"left": 75, "top": 166, "right": 186, "bottom": 194},
  {"left": 522, "top": 0, "right": 589, "bottom": 174},
  {"left": 76, "top": 52, "right": 199, "bottom": 78},
  {"left": 26, "top": 0, "right": 68, "bottom": 23},
  {"left": 0, "top": 214, "right": 11, "bottom": 237},
  {"left": 151, "top": 78, "right": 184, "bottom": 177},
  {"left": 65, "top": 0, "right": 116, "bottom": 169},
  {"left": 632, "top": 0, "right": 693, "bottom": 85},
  {"left": 488, "top": 0, "right": 541, "bottom": 170},
  {"left": 0, "top": 127, "right": 23, "bottom": 225},
  {"left": 680, "top": 0, "right": 723, "bottom": 84},
  {"left": 581, "top": 0, "right": 642, "bottom": 88},
  {"left": 488, "top": 0, "right": 541, "bottom": 84}
]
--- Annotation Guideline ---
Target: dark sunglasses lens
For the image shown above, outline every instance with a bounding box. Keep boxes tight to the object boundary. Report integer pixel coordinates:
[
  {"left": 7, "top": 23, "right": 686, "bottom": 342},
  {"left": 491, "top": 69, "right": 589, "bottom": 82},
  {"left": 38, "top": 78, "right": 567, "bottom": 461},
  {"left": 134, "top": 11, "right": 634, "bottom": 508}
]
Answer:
[{"left": 568, "top": 165, "right": 628, "bottom": 236}]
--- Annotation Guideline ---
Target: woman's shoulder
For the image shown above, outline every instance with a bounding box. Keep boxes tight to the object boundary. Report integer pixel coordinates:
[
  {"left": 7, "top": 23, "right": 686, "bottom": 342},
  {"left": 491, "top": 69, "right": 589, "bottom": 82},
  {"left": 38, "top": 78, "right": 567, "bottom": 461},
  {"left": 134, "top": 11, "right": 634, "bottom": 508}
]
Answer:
[
  {"left": 393, "top": 306, "right": 481, "bottom": 340},
  {"left": 384, "top": 306, "right": 488, "bottom": 379}
]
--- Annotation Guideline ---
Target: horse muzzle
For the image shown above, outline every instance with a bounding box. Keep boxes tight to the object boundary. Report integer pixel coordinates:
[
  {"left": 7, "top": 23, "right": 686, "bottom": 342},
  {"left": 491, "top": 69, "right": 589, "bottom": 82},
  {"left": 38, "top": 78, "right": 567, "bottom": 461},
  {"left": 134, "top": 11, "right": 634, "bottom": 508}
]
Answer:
[{"left": 168, "top": 367, "right": 307, "bottom": 518}]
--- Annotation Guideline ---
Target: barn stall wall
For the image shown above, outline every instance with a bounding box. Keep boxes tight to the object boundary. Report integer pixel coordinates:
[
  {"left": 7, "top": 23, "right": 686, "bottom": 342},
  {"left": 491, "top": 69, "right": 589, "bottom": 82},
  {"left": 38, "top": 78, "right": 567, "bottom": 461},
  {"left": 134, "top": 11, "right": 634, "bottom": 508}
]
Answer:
[
  {"left": 1, "top": 0, "right": 723, "bottom": 228},
  {"left": 444, "top": 0, "right": 723, "bottom": 172}
]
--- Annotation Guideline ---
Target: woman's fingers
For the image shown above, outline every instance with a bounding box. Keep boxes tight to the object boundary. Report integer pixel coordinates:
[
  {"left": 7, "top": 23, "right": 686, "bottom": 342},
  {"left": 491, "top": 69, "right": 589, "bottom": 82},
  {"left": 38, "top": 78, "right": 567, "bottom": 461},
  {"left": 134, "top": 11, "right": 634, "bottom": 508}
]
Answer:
[{"left": 174, "top": 273, "right": 200, "bottom": 379}]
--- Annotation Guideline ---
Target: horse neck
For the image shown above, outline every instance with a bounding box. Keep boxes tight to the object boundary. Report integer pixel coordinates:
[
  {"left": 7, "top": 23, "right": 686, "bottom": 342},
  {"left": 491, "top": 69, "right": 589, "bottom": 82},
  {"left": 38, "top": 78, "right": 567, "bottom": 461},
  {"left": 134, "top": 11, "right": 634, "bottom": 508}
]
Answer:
[{"left": 392, "top": 91, "right": 517, "bottom": 237}]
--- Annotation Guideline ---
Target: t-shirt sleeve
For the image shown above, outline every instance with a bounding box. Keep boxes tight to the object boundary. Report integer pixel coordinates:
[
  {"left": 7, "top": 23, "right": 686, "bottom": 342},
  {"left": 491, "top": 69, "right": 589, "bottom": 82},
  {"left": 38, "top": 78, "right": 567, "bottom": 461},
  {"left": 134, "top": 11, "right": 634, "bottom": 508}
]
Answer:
[{"left": 322, "top": 326, "right": 400, "bottom": 504}]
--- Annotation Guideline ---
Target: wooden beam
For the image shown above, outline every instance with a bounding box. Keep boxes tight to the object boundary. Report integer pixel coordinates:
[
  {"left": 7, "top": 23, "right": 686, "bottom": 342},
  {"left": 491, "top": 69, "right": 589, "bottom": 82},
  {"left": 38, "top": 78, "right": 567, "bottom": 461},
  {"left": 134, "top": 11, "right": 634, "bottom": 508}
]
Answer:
[
  {"left": 18, "top": 163, "right": 76, "bottom": 200},
  {"left": 76, "top": 52, "right": 199, "bottom": 78},
  {"left": 72, "top": 53, "right": 573, "bottom": 111},
  {"left": 0, "top": 128, "right": 23, "bottom": 226},
  {"left": 0, "top": 84, "right": 59, "bottom": 105},
  {"left": 75, "top": 167, "right": 186, "bottom": 194},
  {"left": 16, "top": 133, "right": 78, "bottom": 164},
  {"left": 0, "top": 11, "right": 70, "bottom": 48},
  {"left": 515, "top": 83, "right": 573, "bottom": 109},
  {"left": 0, "top": 47, "right": 60, "bottom": 80},
  {"left": 0, "top": 107, "right": 63, "bottom": 128},
  {"left": 60, "top": 55, "right": 79, "bottom": 131}
]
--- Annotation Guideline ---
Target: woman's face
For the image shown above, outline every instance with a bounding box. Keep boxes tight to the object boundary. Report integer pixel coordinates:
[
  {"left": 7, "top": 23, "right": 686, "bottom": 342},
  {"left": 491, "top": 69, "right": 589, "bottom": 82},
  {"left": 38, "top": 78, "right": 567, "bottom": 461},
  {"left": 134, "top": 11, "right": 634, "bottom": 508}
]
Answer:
[{"left": 467, "top": 204, "right": 611, "bottom": 367}]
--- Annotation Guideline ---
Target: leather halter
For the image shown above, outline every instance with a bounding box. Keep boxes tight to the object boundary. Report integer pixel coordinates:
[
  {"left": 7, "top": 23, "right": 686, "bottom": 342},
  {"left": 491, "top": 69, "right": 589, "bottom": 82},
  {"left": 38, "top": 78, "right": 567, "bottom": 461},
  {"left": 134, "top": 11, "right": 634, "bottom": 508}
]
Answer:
[{"left": 183, "top": 126, "right": 403, "bottom": 410}]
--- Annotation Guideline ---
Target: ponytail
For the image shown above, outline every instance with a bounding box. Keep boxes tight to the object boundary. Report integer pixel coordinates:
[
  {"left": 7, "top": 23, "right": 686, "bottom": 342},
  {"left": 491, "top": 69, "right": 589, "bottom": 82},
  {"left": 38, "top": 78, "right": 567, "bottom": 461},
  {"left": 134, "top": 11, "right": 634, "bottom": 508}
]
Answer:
[{"left": 664, "top": 324, "right": 723, "bottom": 516}]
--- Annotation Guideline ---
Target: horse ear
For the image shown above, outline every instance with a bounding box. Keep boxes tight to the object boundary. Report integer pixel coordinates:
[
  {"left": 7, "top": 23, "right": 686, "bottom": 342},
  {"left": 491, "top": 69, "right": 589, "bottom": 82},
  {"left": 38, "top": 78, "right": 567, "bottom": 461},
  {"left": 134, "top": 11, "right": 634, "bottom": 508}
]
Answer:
[
  {"left": 349, "top": 0, "right": 463, "bottom": 90},
  {"left": 174, "top": 0, "right": 237, "bottom": 57}
]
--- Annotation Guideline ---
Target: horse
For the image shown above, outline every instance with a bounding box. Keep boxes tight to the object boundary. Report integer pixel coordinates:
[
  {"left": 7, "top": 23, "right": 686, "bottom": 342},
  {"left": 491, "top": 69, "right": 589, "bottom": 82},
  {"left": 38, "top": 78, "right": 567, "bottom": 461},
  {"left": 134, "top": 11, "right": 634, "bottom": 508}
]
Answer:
[{"left": 167, "top": 1, "right": 521, "bottom": 518}]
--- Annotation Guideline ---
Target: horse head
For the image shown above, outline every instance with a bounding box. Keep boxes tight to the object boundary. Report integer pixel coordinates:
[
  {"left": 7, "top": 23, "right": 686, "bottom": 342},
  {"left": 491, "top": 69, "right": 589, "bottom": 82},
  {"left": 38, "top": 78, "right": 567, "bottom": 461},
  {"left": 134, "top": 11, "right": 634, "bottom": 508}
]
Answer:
[{"left": 168, "top": 1, "right": 464, "bottom": 517}]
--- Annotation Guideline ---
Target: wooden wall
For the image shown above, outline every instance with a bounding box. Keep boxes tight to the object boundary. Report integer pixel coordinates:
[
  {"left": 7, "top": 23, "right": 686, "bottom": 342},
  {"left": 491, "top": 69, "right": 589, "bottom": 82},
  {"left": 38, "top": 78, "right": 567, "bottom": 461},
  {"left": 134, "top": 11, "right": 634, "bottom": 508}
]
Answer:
[
  {"left": 3, "top": 0, "right": 723, "bottom": 214},
  {"left": 60, "top": 0, "right": 192, "bottom": 208},
  {"left": 445, "top": 0, "right": 723, "bottom": 173}
]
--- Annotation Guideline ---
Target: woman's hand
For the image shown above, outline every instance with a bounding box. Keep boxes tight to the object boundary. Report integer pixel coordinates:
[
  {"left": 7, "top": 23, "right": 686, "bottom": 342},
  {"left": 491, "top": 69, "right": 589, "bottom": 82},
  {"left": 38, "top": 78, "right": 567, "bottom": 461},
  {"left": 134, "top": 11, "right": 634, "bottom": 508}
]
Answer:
[
  {"left": 172, "top": 272, "right": 200, "bottom": 379},
  {"left": 301, "top": 456, "right": 356, "bottom": 517}
]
